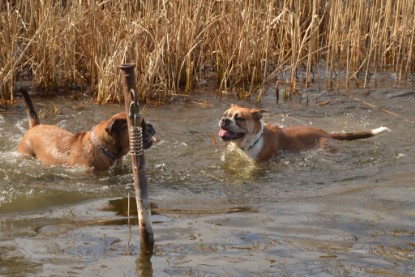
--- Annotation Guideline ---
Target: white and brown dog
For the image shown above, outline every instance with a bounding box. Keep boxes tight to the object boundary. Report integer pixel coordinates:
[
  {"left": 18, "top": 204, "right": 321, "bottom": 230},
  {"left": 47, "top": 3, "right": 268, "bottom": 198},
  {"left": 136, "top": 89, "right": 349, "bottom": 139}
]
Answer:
[{"left": 219, "top": 105, "right": 391, "bottom": 162}]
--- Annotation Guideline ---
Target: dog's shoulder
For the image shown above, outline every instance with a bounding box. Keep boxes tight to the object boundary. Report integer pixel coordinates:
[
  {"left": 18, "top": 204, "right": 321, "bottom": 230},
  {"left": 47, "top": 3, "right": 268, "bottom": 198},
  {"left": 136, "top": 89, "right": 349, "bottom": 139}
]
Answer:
[
  {"left": 68, "top": 131, "right": 89, "bottom": 144},
  {"left": 264, "top": 123, "right": 281, "bottom": 134}
]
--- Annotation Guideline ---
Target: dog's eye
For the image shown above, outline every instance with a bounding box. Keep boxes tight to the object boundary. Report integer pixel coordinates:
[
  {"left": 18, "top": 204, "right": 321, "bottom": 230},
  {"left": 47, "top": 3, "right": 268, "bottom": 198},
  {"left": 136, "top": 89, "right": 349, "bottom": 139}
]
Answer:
[{"left": 235, "top": 116, "right": 245, "bottom": 121}]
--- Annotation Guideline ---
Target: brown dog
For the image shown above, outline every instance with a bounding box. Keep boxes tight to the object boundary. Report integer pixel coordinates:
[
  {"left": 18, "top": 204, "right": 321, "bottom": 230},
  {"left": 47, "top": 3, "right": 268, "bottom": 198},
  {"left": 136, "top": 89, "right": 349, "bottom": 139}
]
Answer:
[
  {"left": 17, "top": 90, "right": 154, "bottom": 172},
  {"left": 219, "top": 105, "right": 391, "bottom": 162}
]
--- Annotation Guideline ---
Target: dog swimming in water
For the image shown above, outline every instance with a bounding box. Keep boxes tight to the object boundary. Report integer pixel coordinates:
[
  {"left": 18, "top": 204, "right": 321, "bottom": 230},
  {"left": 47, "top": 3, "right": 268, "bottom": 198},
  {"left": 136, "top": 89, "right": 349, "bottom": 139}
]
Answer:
[
  {"left": 17, "top": 90, "right": 155, "bottom": 172},
  {"left": 219, "top": 104, "right": 391, "bottom": 162}
]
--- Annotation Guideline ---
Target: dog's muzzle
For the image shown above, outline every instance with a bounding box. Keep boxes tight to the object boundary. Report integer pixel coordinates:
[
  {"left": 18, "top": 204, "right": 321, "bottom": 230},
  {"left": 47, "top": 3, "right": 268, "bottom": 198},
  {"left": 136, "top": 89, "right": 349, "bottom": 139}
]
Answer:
[
  {"left": 142, "top": 121, "right": 156, "bottom": 149},
  {"left": 219, "top": 118, "right": 245, "bottom": 141}
]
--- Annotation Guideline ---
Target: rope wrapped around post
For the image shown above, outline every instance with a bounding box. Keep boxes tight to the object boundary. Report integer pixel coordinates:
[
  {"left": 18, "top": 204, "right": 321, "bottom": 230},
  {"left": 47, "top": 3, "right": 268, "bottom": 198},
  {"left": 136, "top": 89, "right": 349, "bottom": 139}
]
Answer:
[
  {"left": 129, "top": 89, "right": 144, "bottom": 157},
  {"left": 119, "top": 63, "right": 154, "bottom": 247}
]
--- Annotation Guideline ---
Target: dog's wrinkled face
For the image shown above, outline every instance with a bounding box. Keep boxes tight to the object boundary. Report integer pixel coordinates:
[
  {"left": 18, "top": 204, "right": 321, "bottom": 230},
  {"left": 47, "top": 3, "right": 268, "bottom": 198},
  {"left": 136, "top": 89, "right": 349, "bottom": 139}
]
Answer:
[{"left": 219, "top": 105, "right": 265, "bottom": 144}]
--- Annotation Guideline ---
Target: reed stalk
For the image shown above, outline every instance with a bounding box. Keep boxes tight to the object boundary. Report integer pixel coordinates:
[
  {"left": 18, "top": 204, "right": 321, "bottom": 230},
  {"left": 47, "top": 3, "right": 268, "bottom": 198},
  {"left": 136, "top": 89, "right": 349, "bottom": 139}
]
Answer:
[{"left": 1, "top": 0, "right": 414, "bottom": 103}]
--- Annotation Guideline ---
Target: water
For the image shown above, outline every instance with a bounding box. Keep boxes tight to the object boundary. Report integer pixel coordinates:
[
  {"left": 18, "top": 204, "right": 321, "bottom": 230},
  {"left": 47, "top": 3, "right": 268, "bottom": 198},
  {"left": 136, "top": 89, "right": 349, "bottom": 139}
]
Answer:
[{"left": 0, "top": 84, "right": 414, "bottom": 276}]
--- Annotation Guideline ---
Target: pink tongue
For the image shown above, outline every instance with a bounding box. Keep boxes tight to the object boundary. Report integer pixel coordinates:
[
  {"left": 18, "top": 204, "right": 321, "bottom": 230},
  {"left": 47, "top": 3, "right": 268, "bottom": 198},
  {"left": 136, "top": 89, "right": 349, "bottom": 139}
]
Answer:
[{"left": 219, "top": 129, "right": 228, "bottom": 138}]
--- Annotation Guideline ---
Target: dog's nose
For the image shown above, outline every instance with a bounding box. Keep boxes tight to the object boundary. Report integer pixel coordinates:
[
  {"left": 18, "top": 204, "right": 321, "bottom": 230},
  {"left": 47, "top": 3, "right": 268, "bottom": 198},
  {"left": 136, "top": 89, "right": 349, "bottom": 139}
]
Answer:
[{"left": 222, "top": 118, "right": 231, "bottom": 125}]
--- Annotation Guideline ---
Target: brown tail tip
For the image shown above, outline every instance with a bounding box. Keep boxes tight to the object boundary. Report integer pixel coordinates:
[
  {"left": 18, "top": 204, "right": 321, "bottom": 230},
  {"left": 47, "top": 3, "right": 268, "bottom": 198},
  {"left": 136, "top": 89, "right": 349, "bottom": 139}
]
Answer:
[{"left": 20, "top": 89, "right": 39, "bottom": 128}]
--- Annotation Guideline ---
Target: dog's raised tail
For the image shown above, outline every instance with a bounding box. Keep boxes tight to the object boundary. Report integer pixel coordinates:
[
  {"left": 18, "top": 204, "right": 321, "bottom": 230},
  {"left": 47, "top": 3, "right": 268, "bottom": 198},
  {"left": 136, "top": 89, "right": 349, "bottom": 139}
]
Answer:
[
  {"left": 330, "top": 126, "right": 391, "bottom": 141},
  {"left": 20, "top": 89, "right": 39, "bottom": 129}
]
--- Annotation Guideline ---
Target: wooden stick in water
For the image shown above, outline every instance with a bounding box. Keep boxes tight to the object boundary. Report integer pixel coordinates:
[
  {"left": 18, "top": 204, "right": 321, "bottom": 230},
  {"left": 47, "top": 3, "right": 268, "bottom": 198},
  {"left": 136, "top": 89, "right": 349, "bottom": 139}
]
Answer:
[{"left": 119, "top": 63, "right": 154, "bottom": 247}]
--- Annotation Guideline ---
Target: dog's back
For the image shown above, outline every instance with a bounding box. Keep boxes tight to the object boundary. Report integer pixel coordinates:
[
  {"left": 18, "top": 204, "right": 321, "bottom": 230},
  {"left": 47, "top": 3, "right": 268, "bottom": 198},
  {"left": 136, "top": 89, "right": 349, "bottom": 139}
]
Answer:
[{"left": 20, "top": 89, "right": 39, "bottom": 129}]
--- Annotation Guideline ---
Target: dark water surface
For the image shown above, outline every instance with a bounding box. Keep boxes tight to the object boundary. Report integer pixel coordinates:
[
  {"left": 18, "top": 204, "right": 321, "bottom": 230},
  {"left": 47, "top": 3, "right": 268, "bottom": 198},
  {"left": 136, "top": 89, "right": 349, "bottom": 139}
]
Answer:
[{"left": 1, "top": 84, "right": 414, "bottom": 276}]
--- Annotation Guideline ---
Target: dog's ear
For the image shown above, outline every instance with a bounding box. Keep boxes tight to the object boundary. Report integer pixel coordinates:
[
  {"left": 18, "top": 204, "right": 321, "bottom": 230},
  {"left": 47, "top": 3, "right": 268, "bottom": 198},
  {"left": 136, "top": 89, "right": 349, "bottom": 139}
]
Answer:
[
  {"left": 252, "top": 109, "right": 266, "bottom": 120},
  {"left": 105, "top": 118, "right": 128, "bottom": 135}
]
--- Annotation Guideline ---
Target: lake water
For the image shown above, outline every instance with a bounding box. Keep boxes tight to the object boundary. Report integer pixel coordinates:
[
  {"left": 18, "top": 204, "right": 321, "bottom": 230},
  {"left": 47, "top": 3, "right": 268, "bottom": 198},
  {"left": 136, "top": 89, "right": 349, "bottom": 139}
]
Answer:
[{"left": 0, "top": 83, "right": 414, "bottom": 276}]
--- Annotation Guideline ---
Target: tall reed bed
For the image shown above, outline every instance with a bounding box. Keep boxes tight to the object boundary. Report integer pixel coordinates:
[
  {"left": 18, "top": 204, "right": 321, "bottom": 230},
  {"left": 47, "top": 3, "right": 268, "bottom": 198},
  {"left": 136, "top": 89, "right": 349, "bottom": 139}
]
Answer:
[{"left": 1, "top": 0, "right": 414, "bottom": 103}]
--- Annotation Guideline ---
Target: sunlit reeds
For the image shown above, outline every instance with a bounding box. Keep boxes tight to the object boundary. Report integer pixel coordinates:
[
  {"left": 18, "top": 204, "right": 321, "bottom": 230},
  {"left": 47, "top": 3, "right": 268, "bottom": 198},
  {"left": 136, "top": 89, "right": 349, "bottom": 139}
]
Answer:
[{"left": 1, "top": 0, "right": 414, "bottom": 103}]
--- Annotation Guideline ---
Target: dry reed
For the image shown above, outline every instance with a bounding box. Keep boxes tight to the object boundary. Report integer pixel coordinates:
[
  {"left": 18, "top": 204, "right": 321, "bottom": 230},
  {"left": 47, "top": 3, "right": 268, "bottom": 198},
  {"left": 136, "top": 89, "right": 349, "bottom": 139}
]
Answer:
[{"left": 1, "top": 0, "right": 414, "bottom": 103}]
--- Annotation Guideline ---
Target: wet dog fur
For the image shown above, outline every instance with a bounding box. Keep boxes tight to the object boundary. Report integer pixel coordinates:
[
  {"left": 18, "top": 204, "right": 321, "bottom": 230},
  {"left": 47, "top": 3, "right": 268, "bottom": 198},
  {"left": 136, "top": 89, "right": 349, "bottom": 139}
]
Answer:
[
  {"left": 219, "top": 105, "right": 391, "bottom": 162},
  {"left": 17, "top": 90, "right": 154, "bottom": 172}
]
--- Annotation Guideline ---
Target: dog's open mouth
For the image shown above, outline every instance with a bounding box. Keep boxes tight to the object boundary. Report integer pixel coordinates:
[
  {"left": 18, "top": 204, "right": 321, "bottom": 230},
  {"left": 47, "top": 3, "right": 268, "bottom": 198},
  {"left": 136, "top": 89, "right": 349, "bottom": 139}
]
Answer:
[{"left": 219, "top": 128, "right": 245, "bottom": 141}]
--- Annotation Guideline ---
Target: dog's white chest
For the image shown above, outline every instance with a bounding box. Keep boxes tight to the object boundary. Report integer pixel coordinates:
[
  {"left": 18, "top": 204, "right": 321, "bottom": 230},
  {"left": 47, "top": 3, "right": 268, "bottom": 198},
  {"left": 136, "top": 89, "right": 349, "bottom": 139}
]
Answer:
[{"left": 230, "top": 127, "right": 264, "bottom": 161}]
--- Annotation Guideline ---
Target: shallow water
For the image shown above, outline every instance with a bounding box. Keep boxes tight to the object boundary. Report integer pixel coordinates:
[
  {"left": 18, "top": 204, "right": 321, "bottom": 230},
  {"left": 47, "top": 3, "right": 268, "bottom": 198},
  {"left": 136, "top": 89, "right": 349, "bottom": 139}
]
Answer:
[{"left": 0, "top": 84, "right": 414, "bottom": 276}]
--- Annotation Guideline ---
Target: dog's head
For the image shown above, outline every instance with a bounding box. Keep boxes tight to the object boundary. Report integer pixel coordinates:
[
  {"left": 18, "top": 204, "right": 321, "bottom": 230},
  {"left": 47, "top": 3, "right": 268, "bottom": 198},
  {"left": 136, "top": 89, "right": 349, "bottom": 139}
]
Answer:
[
  {"left": 97, "top": 112, "right": 156, "bottom": 159},
  {"left": 218, "top": 105, "right": 266, "bottom": 146},
  {"left": 102, "top": 113, "right": 130, "bottom": 158}
]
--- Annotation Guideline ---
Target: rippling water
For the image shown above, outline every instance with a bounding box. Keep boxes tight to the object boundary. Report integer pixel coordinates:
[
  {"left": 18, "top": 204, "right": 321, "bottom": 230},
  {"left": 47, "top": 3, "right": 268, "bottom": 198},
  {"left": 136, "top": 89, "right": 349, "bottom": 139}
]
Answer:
[{"left": 0, "top": 84, "right": 414, "bottom": 276}]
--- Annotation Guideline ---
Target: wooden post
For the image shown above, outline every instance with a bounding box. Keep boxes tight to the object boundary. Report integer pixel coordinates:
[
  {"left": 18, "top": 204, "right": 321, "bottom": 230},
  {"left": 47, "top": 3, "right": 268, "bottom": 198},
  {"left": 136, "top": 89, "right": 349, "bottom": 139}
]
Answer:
[{"left": 119, "top": 63, "right": 154, "bottom": 246}]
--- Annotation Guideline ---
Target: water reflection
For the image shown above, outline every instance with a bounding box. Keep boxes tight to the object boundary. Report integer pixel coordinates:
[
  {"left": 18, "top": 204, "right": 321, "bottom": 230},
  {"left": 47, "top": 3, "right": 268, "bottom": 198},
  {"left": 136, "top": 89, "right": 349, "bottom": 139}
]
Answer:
[{"left": 136, "top": 241, "right": 154, "bottom": 277}]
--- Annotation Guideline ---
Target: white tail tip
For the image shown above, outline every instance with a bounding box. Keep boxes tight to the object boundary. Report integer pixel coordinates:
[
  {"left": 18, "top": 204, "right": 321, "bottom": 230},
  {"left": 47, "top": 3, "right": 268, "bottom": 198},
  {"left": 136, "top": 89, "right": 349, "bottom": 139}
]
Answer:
[{"left": 371, "top": 126, "right": 391, "bottom": 135}]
